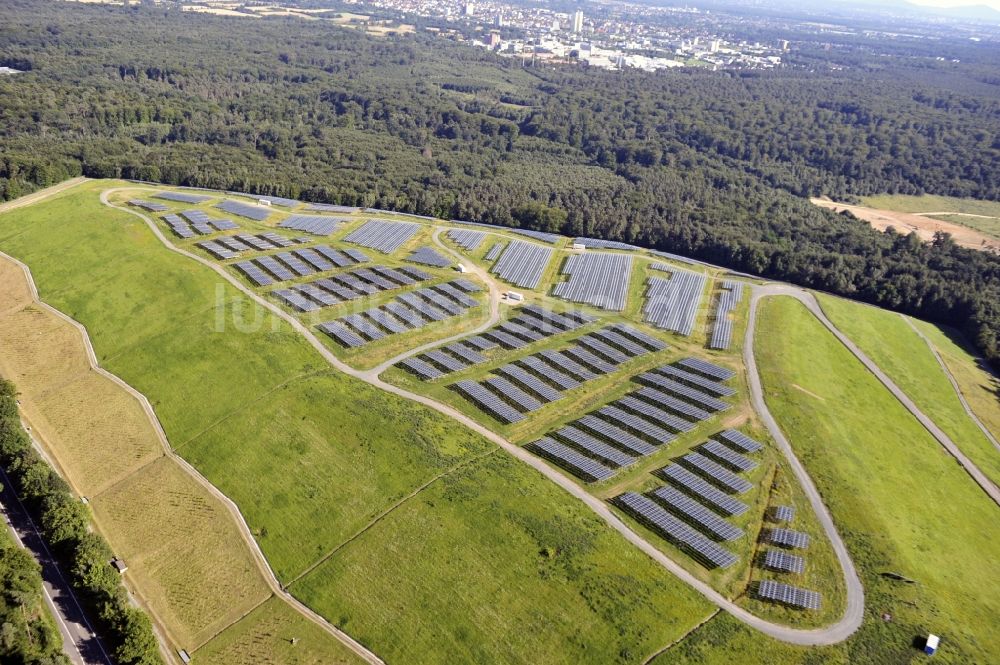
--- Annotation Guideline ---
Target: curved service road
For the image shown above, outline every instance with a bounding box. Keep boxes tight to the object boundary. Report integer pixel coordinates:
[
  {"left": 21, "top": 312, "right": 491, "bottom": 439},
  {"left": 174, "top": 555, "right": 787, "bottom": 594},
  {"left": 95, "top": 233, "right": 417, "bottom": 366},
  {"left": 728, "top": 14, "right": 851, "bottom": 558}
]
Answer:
[{"left": 98, "top": 188, "right": 867, "bottom": 646}]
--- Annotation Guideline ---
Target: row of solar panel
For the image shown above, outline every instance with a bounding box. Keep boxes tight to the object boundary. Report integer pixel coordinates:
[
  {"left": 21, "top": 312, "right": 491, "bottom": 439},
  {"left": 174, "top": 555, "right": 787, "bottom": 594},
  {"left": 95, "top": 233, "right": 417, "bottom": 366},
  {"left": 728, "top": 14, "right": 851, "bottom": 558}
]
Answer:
[
  {"left": 446, "top": 229, "right": 486, "bottom": 252},
  {"left": 164, "top": 213, "right": 237, "bottom": 239},
  {"left": 233, "top": 245, "right": 371, "bottom": 287},
  {"left": 643, "top": 269, "right": 708, "bottom": 336},
  {"left": 216, "top": 199, "right": 272, "bottom": 221},
  {"left": 343, "top": 220, "right": 420, "bottom": 254},
  {"left": 272, "top": 265, "right": 434, "bottom": 312},
  {"left": 154, "top": 191, "right": 212, "bottom": 204},
  {"left": 406, "top": 246, "right": 451, "bottom": 267},
  {"left": 317, "top": 280, "right": 481, "bottom": 348},
  {"left": 490, "top": 240, "right": 554, "bottom": 289},
  {"left": 709, "top": 280, "right": 745, "bottom": 350},
  {"left": 128, "top": 199, "right": 168, "bottom": 212},
  {"left": 279, "top": 214, "right": 349, "bottom": 236},
  {"left": 755, "top": 580, "right": 821, "bottom": 610},
  {"left": 552, "top": 252, "right": 633, "bottom": 312}
]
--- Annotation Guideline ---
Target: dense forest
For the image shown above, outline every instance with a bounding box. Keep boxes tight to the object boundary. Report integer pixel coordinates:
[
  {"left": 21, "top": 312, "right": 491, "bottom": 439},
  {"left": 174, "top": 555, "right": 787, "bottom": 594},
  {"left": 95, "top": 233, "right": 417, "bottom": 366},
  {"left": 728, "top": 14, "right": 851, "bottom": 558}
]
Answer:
[{"left": 0, "top": 0, "right": 999, "bottom": 369}]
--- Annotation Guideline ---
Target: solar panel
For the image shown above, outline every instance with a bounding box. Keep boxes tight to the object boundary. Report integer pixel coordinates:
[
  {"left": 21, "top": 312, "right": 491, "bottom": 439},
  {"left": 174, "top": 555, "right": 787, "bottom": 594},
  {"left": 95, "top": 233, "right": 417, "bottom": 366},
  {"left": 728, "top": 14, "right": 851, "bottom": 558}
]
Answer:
[
  {"left": 682, "top": 452, "right": 754, "bottom": 494},
  {"left": 654, "top": 364, "right": 736, "bottom": 397},
  {"left": 197, "top": 241, "right": 236, "bottom": 261},
  {"left": 615, "top": 493, "right": 738, "bottom": 569},
  {"left": 255, "top": 256, "right": 296, "bottom": 282},
  {"left": 233, "top": 260, "right": 273, "bottom": 287},
  {"left": 615, "top": 395, "right": 692, "bottom": 434},
  {"left": 452, "top": 381, "right": 525, "bottom": 424},
  {"left": 484, "top": 377, "right": 543, "bottom": 412},
  {"left": 763, "top": 549, "right": 805, "bottom": 574},
  {"left": 636, "top": 373, "right": 729, "bottom": 412},
  {"left": 259, "top": 232, "right": 294, "bottom": 248},
  {"left": 398, "top": 357, "right": 444, "bottom": 380},
  {"left": 709, "top": 281, "right": 744, "bottom": 351},
  {"left": 491, "top": 240, "right": 553, "bottom": 289},
  {"left": 496, "top": 365, "right": 563, "bottom": 403},
  {"left": 342, "top": 313, "right": 386, "bottom": 341},
  {"left": 598, "top": 405, "right": 676, "bottom": 444},
  {"left": 563, "top": 346, "right": 615, "bottom": 374},
  {"left": 383, "top": 302, "right": 426, "bottom": 328},
  {"left": 365, "top": 309, "right": 408, "bottom": 334},
  {"left": 313, "top": 245, "right": 352, "bottom": 267},
  {"left": 275, "top": 251, "right": 316, "bottom": 277},
  {"left": 677, "top": 357, "right": 735, "bottom": 381},
  {"left": 216, "top": 236, "right": 251, "bottom": 252},
  {"left": 129, "top": 199, "right": 169, "bottom": 212},
  {"left": 304, "top": 203, "right": 360, "bottom": 213},
  {"left": 635, "top": 387, "right": 710, "bottom": 422},
  {"left": 576, "top": 335, "right": 631, "bottom": 364},
  {"left": 279, "top": 214, "right": 344, "bottom": 236},
  {"left": 462, "top": 335, "right": 499, "bottom": 351},
  {"left": 530, "top": 437, "right": 613, "bottom": 482},
  {"left": 293, "top": 284, "right": 339, "bottom": 307},
  {"left": 446, "top": 229, "right": 486, "bottom": 251},
  {"left": 406, "top": 246, "right": 451, "bottom": 267},
  {"left": 755, "top": 580, "right": 821, "bottom": 610},
  {"left": 573, "top": 415, "right": 655, "bottom": 456},
  {"left": 451, "top": 278, "right": 482, "bottom": 293},
  {"left": 538, "top": 350, "right": 596, "bottom": 381},
  {"left": 293, "top": 248, "right": 335, "bottom": 272},
  {"left": 344, "top": 220, "right": 420, "bottom": 253},
  {"left": 484, "top": 241, "right": 506, "bottom": 261},
  {"left": 424, "top": 350, "right": 469, "bottom": 373},
  {"left": 553, "top": 426, "right": 636, "bottom": 467},
  {"left": 766, "top": 528, "right": 810, "bottom": 550},
  {"left": 234, "top": 234, "right": 274, "bottom": 251},
  {"left": 552, "top": 253, "right": 633, "bottom": 311},
  {"left": 658, "top": 464, "right": 749, "bottom": 516},
  {"left": 701, "top": 440, "right": 758, "bottom": 472},
  {"left": 651, "top": 485, "right": 744, "bottom": 541},
  {"left": 772, "top": 505, "right": 795, "bottom": 522},
  {"left": 318, "top": 321, "right": 365, "bottom": 348},
  {"left": 154, "top": 191, "right": 212, "bottom": 204},
  {"left": 610, "top": 324, "right": 667, "bottom": 351},
  {"left": 216, "top": 199, "right": 272, "bottom": 221},
  {"left": 717, "top": 429, "right": 764, "bottom": 454},
  {"left": 273, "top": 289, "right": 319, "bottom": 312},
  {"left": 518, "top": 356, "right": 580, "bottom": 390},
  {"left": 509, "top": 228, "right": 562, "bottom": 244},
  {"left": 643, "top": 270, "right": 707, "bottom": 336},
  {"left": 443, "top": 343, "right": 486, "bottom": 366},
  {"left": 590, "top": 328, "right": 648, "bottom": 357},
  {"left": 485, "top": 330, "right": 530, "bottom": 350}
]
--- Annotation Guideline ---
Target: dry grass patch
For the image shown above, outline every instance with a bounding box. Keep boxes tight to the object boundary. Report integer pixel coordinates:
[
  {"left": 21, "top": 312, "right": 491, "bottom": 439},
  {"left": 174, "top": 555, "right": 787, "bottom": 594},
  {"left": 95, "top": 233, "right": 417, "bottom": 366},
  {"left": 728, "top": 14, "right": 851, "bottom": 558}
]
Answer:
[
  {"left": 0, "top": 305, "right": 91, "bottom": 396},
  {"left": 91, "top": 456, "right": 270, "bottom": 650}
]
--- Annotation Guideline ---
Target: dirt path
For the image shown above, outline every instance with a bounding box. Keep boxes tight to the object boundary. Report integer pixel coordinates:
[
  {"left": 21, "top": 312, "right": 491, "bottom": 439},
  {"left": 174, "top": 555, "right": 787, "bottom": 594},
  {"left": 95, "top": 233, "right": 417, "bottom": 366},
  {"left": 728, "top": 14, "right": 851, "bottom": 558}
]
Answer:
[
  {"left": 99, "top": 188, "right": 868, "bottom": 647},
  {"left": 811, "top": 199, "right": 1000, "bottom": 252}
]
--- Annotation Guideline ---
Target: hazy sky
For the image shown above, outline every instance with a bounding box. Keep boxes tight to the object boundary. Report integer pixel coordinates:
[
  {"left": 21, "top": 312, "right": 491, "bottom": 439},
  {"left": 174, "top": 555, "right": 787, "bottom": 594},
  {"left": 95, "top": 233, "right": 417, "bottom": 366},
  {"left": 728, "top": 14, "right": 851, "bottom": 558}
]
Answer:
[{"left": 892, "top": 0, "right": 1000, "bottom": 11}]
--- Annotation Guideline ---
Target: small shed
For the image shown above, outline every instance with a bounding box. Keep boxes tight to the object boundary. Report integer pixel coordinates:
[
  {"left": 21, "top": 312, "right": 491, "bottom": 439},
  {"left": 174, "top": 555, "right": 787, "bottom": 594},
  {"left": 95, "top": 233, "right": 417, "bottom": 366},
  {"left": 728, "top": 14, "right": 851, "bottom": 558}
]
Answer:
[
  {"left": 506, "top": 291, "right": 524, "bottom": 302},
  {"left": 257, "top": 199, "right": 272, "bottom": 207},
  {"left": 925, "top": 634, "right": 939, "bottom": 655},
  {"left": 111, "top": 558, "right": 128, "bottom": 574},
  {"left": 571, "top": 242, "right": 586, "bottom": 251},
  {"left": 456, "top": 263, "right": 469, "bottom": 274}
]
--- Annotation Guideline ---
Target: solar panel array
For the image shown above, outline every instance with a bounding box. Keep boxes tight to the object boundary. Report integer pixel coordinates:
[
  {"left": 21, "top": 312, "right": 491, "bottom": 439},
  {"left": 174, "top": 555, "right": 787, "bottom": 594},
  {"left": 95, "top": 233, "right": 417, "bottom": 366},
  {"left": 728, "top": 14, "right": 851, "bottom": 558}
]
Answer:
[
  {"left": 343, "top": 220, "right": 420, "bottom": 254},
  {"left": 530, "top": 438, "right": 614, "bottom": 481},
  {"left": 573, "top": 237, "right": 638, "bottom": 251},
  {"left": 682, "top": 452, "right": 754, "bottom": 494},
  {"left": 763, "top": 549, "right": 805, "bottom": 574},
  {"left": 658, "top": 464, "right": 749, "bottom": 516},
  {"left": 484, "top": 242, "right": 506, "bottom": 261},
  {"left": 406, "top": 246, "right": 451, "bottom": 268},
  {"left": 279, "top": 215, "right": 346, "bottom": 236},
  {"left": 509, "top": 228, "right": 563, "bottom": 244},
  {"left": 773, "top": 505, "right": 795, "bottom": 522},
  {"left": 227, "top": 192, "right": 300, "bottom": 207},
  {"left": 650, "top": 485, "right": 744, "bottom": 541},
  {"left": 677, "top": 357, "right": 735, "bottom": 381},
  {"left": 552, "top": 253, "right": 633, "bottom": 311},
  {"left": 446, "top": 229, "right": 486, "bottom": 251},
  {"left": 756, "top": 580, "right": 821, "bottom": 610},
  {"left": 453, "top": 380, "right": 526, "bottom": 424},
  {"left": 234, "top": 244, "right": 372, "bottom": 287},
  {"left": 305, "top": 203, "right": 360, "bottom": 213},
  {"left": 154, "top": 191, "right": 212, "bottom": 204},
  {"left": 317, "top": 280, "right": 479, "bottom": 348},
  {"left": 129, "top": 199, "right": 168, "bottom": 212},
  {"left": 652, "top": 364, "right": 736, "bottom": 397},
  {"left": 709, "top": 280, "right": 744, "bottom": 350},
  {"left": 490, "top": 241, "right": 554, "bottom": 289},
  {"left": 767, "top": 528, "right": 810, "bottom": 549},
  {"left": 216, "top": 199, "right": 272, "bottom": 221},
  {"left": 643, "top": 269, "right": 707, "bottom": 336},
  {"left": 163, "top": 214, "right": 196, "bottom": 239},
  {"left": 717, "top": 429, "right": 764, "bottom": 454},
  {"left": 615, "top": 493, "right": 738, "bottom": 568},
  {"left": 636, "top": 372, "right": 730, "bottom": 412},
  {"left": 701, "top": 439, "right": 757, "bottom": 472}
]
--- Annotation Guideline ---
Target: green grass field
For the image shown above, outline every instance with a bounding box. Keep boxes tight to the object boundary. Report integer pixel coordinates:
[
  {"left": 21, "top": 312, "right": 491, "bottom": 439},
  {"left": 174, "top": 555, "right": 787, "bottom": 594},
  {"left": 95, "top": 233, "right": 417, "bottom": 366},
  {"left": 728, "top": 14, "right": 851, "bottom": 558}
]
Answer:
[
  {"left": 817, "top": 294, "right": 1000, "bottom": 488},
  {"left": 747, "top": 297, "right": 997, "bottom": 662},
  {"left": 860, "top": 194, "right": 1000, "bottom": 240},
  {"left": 0, "top": 181, "right": 724, "bottom": 662}
]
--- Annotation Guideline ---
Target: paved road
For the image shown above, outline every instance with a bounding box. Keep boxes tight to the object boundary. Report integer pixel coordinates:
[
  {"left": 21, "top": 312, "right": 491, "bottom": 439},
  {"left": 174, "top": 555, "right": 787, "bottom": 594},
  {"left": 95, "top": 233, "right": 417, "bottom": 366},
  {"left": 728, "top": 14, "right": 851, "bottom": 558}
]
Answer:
[
  {"left": 901, "top": 315, "right": 1000, "bottom": 454},
  {"left": 0, "top": 465, "right": 112, "bottom": 665},
  {"left": 99, "top": 189, "right": 867, "bottom": 646},
  {"left": 760, "top": 285, "right": 1000, "bottom": 507}
]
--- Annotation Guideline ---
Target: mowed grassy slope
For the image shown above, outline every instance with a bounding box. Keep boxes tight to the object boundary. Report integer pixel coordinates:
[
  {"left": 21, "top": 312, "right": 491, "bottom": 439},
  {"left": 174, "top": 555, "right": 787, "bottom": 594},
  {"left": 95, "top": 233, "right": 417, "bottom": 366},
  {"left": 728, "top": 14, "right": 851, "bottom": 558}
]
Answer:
[
  {"left": 751, "top": 298, "right": 996, "bottom": 661},
  {"left": 0, "top": 182, "right": 714, "bottom": 662},
  {"left": 818, "top": 294, "right": 1000, "bottom": 488},
  {"left": 293, "top": 452, "right": 710, "bottom": 665}
]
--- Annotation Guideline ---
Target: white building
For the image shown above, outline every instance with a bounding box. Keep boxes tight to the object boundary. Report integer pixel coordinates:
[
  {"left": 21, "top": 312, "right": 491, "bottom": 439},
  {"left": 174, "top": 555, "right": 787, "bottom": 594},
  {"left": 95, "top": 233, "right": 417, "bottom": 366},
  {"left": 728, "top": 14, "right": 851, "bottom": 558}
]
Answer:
[
  {"left": 572, "top": 10, "right": 583, "bottom": 34},
  {"left": 464, "top": 2, "right": 474, "bottom": 17}
]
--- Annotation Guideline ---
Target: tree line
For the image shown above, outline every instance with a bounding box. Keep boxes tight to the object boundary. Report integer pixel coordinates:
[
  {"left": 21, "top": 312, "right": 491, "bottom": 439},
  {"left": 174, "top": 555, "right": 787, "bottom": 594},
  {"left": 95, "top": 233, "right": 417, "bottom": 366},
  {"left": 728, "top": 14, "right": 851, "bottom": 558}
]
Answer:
[
  {"left": 0, "top": 379, "right": 162, "bottom": 665},
  {"left": 0, "top": 0, "right": 998, "bottom": 369}
]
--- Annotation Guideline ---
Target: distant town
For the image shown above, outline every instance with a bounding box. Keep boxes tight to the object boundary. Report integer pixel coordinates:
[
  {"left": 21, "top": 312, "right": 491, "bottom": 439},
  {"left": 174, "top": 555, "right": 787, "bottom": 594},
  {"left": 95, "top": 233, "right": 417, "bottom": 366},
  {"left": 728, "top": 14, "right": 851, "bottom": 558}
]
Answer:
[{"left": 348, "top": 0, "right": 792, "bottom": 70}]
